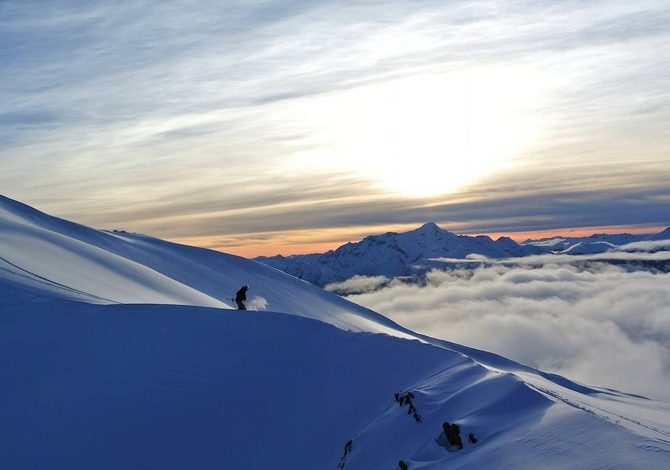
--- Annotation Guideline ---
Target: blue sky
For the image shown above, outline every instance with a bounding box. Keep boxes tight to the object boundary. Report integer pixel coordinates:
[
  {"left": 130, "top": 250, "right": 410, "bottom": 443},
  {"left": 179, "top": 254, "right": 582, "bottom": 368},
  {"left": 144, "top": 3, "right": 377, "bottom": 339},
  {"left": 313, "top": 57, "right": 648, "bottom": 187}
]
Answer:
[{"left": 1, "top": 0, "right": 669, "bottom": 255}]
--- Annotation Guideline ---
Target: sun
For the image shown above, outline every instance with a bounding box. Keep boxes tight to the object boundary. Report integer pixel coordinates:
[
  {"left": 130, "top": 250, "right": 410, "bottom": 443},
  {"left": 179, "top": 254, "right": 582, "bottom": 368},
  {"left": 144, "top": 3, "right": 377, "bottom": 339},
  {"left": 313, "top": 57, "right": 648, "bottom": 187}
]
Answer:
[{"left": 290, "top": 68, "right": 540, "bottom": 198}]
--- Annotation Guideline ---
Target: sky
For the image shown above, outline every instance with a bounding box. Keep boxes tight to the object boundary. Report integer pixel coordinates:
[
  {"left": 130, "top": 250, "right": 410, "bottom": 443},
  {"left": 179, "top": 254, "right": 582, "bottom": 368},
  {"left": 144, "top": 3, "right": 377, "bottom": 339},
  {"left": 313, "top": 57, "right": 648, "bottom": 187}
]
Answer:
[
  {"left": 335, "top": 243, "right": 670, "bottom": 400},
  {"left": 1, "top": 0, "right": 669, "bottom": 256}
]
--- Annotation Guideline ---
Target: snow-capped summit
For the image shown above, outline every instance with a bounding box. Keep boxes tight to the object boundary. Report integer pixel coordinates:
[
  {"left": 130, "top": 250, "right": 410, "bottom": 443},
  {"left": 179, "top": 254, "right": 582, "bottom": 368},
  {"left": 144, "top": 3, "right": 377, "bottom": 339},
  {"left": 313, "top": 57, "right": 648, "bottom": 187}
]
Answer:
[
  {"left": 413, "top": 221, "right": 442, "bottom": 233},
  {"left": 256, "top": 222, "right": 539, "bottom": 286},
  {"left": 2, "top": 196, "right": 669, "bottom": 469}
]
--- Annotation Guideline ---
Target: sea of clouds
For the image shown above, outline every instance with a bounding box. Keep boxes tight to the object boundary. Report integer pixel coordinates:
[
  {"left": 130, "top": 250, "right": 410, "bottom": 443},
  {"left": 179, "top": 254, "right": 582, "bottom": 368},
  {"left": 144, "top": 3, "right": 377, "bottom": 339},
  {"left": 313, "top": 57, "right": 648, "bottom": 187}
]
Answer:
[{"left": 329, "top": 245, "right": 670, "bottom": 401}]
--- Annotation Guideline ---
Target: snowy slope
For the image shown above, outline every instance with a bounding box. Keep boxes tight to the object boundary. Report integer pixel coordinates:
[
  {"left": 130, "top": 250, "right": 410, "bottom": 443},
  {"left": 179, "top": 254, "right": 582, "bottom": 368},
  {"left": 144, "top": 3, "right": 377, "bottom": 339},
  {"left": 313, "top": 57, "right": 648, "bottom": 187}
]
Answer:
[
  {"left": 3, "top": 299, "right": 669, "bottom": 470},
  {"left": 2, "top": 195, "right": 670, "bottom": 469},
  {"left": 256, "top": 223, "right": 540, "bottom": 286},
  {"left": 0, "top": 195, "right": 401, "bottom": 335}
]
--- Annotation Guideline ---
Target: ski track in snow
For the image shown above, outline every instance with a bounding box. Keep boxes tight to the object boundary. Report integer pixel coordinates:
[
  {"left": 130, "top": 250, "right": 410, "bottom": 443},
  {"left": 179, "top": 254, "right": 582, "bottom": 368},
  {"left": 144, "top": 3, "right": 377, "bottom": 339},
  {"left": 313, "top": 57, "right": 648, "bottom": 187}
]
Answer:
[
  {"left": 0, "top": 254, "right": 120, "bottom": 304},
  {"left": 527, "top": 383, "right": 670, "bottom": 442}
]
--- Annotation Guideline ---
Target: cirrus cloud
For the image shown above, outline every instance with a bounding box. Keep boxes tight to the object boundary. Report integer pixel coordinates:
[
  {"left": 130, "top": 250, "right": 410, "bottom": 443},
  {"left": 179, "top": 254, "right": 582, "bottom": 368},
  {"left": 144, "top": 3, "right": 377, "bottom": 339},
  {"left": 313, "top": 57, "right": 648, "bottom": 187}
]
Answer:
[{"left": 2, "top": 0, "right": 670, "bottom": 256}]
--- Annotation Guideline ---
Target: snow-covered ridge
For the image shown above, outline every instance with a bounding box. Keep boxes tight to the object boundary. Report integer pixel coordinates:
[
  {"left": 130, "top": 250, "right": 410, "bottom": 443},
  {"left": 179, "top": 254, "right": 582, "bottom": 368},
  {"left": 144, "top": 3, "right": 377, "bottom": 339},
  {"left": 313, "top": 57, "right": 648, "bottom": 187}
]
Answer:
[
  {"left": 522, "top": 229, "right": 670, "bottom": 254},
  {"left": 256, "top": 222, "right": 670, "bottom": 286},
  {"left": 256, "top": 222, "right": 541, "bottom": 286},
  {"left": 2, "top": 195, "right": 669, "bottom": 469}
]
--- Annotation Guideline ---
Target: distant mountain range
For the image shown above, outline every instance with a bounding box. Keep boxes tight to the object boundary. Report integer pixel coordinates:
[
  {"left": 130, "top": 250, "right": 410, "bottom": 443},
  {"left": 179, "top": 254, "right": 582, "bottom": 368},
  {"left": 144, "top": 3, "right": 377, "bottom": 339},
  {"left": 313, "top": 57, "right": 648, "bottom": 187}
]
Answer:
[
  {"left": 255, "top": 223, "right": 670, "bottom": 286},
  {"left": 522, "top": 228, "right": 670, "bottom": 254}
]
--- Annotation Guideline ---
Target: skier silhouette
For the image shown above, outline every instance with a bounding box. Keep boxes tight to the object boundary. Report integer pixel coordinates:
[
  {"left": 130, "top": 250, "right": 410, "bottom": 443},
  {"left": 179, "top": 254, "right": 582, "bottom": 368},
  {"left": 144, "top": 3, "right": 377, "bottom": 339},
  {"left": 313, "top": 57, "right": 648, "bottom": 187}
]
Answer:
[{"left": 235, "top": 285, "right": 248, "bottom": 310}]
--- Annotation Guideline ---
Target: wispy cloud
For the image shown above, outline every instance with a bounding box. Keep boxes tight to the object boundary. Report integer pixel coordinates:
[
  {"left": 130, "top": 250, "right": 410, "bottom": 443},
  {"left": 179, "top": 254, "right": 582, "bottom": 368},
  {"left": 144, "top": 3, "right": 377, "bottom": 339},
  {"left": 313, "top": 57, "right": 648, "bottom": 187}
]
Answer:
[
  {"left": 616, "top": 239, "right": 670, "bottom": 253},
  {"left": 325, "top": 275, "right": 391, "bottom": 294},
  {"left": 1, "top": 0, "right": 669, "bottom": 254}
]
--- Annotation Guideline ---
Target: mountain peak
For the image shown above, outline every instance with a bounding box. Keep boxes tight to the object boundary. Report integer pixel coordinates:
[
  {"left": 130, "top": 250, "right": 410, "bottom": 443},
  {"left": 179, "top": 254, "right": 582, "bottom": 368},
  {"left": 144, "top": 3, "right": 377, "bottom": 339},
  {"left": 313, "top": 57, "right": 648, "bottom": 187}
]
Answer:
[
  {"left": 415, "top": 222, "right": 442, "bottom": 233},
  {"left": 409, "top": 222, "right": 459, "bottom": 239}
]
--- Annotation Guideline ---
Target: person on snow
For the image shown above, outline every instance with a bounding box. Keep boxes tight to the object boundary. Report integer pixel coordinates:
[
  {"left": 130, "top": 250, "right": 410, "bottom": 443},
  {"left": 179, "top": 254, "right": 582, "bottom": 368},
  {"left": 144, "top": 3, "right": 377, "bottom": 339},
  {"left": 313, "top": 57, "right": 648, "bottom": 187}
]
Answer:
[{"left": 235, "top": 285, "right": 248, "bottom": 310}]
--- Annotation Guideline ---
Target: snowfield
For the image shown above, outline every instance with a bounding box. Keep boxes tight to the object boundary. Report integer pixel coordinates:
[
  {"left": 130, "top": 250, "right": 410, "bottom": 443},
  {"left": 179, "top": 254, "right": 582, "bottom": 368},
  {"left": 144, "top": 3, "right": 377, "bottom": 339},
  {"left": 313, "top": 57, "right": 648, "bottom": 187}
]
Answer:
[{"left": 1, "top": 195, "right": 669, "bottom": 469}]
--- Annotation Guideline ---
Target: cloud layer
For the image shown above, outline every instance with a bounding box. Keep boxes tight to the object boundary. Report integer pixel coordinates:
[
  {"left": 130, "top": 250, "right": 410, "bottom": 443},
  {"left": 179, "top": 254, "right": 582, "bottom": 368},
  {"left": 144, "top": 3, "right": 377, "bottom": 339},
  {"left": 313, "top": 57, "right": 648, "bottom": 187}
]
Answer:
[
  {"left": 345, "top": 257, "right": 670, "bottom": 400},
  {"left": 325, "top": 275, "right": 391, "bottom": 294}
]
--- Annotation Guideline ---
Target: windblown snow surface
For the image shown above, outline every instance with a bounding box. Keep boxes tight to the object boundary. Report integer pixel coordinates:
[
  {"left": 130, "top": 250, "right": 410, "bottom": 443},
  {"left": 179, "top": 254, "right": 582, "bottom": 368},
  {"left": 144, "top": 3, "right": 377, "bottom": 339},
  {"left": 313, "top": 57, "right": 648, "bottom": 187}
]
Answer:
[{"left": 1, "top": 195, "right": 669, "bottom": 469}]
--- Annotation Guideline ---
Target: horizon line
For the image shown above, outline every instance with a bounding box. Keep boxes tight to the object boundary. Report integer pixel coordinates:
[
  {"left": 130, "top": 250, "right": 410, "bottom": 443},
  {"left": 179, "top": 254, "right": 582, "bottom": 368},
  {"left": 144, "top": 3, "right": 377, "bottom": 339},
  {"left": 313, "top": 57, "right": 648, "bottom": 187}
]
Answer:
[{"left": 173, "top": 222, "right": 669, "bottom": 259}]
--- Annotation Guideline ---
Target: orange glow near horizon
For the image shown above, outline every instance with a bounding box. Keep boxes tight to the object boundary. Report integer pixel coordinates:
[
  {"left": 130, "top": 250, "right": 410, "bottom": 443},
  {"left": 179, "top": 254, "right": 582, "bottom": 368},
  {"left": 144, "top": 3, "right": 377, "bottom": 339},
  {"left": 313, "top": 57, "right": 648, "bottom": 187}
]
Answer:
[
  {"left": 172, "top": 223, "right": 668, "bottom": 258},
  {"left": 172, "top": 222, "right": 421, "bottom": 258}
]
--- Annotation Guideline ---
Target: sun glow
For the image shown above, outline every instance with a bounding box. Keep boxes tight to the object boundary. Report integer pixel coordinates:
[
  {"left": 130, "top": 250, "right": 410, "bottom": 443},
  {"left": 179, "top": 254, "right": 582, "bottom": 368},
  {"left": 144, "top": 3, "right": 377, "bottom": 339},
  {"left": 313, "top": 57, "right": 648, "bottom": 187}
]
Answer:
[{"left": 291, "top": 68, "right": 542, "bottom": 197}]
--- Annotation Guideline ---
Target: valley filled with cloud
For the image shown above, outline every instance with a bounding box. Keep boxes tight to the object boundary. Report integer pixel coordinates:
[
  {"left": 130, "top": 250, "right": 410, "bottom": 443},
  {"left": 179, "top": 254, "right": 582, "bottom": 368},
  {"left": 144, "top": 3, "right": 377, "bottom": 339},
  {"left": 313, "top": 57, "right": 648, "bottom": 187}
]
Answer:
[{"left": 338, "top": 252, "right": 670, "bottom": 401}]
